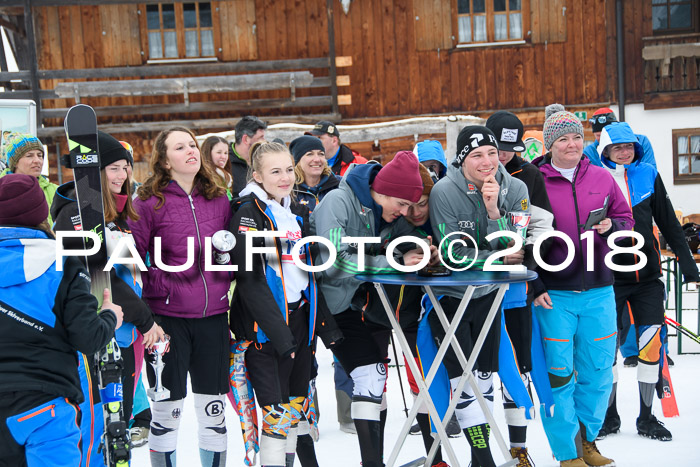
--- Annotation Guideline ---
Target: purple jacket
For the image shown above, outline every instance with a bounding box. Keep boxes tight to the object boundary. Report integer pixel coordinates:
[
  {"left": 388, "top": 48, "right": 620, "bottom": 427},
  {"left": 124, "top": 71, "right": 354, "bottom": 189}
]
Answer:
[
  {"left": 533, "top": 155, "right": 634, "bottom": 292},
  {"left": 129, "top": 181, "right": 232, "bottom": 318}
]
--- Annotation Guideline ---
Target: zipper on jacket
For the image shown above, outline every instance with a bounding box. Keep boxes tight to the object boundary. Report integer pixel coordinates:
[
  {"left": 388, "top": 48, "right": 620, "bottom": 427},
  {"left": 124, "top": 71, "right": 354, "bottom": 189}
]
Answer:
[
  {"left": 570, "top": 175, "right": 586, "bottom": 291},
  {"left": 18, "top": 404, "right": 55, "bottom": 422},
  {"left": 623, "top": 172, "right": 641, "bottom": 282},
  {"left": 188, "top": 194, "right": 209, "bottom": 317}
]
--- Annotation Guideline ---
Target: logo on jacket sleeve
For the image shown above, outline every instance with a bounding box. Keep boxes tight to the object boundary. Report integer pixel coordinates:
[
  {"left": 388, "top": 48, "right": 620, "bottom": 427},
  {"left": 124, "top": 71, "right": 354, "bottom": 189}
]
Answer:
[{"left": 521, "top": 199, "right": 528, "bottom": 210}]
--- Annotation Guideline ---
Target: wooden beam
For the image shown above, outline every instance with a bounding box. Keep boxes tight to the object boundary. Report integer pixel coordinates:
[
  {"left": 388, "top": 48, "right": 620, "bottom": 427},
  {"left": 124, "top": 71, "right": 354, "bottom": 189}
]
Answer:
[
  {"left": 37, "top": 113, "right": 343, "bottom": 138},
  {"left": 0, "top": 89, "right": 57, "bottom": 99},
  {"left": 41, "top": 96, "right": 334, "bottom": 119},
  {"left": 54, "top": 71, "right": 315, "bottom": 98},
  {"left": 22, "top": 0, "right": 41, "bottom": 121},
  {"left": 644, "top": 90, "right": 700, "bottom": 110},
  {"left": 0, "top": 57, "right": 330, "bottom": 82},
  {"left": 5, "top": 1, "right": 197, "bottom": 6},
  {"left": 327, "top": 0, "right": 339, "bottom": 116}
]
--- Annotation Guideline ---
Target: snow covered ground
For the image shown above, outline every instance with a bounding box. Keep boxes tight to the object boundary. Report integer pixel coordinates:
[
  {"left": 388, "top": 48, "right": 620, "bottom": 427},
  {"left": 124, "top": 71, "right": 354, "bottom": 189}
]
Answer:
[{"left": 132, "top": 330, "right": 699, "bottom": 467}]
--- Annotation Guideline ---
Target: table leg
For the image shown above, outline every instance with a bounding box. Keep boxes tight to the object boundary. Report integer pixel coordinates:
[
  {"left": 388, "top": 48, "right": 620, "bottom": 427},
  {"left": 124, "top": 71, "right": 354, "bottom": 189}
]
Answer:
[
  {"left": 425, "top": 286, "right": 517, "bottom": 467},
  {"left": 373, "top": 283, "right": 460, "bottom": 467}
]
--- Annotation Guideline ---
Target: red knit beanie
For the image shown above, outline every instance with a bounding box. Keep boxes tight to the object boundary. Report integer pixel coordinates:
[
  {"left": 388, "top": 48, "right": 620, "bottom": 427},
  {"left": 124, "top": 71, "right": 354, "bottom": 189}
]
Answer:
[
  {"left": 372, "top": 151, "right": 423, "bottom": 203},
  {"left": 0, "top": 174, "right": 48, "bottom": 226}
]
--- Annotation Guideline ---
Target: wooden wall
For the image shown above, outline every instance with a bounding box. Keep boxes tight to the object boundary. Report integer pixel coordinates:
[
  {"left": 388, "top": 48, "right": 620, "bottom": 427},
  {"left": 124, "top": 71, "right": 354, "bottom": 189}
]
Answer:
[{"left": 28, "top": 0, "right": 631, "bottom": 124}]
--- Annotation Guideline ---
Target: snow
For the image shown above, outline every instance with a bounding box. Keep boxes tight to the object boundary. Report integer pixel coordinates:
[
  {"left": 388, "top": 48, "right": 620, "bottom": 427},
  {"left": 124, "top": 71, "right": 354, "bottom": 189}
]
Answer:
[{"left": 131, "top": 330, "right": 699, "bottom": 467}]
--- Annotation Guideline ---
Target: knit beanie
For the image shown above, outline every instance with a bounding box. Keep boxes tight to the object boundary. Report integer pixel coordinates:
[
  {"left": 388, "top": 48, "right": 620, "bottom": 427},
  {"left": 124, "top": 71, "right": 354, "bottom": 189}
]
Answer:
[
  {"left": 418, "top": 163, "right": 434, "bottom": 197},
  {"left": 289, "top": 135, "right": 325, "bottom": 164},
  {"left": 590, "top": 107, "right": 618, "bottom": 133},
  {"left": 542, "top": 103, "right": 584, "bottom": 150},
  {"left": 454, "top": 126, "right": 499, "bottom": 167},
  {"left": 372, "top": 151, "right": 423, "bottom": 203},
  {"left": 96, "top": 131, "right": 130, "bottom": 169},
  {"left": 0, "top": 173, "right": 48, "bottom": 226},
  {"left": 4, "top": 133, "right": 44, "bottom": 172}
]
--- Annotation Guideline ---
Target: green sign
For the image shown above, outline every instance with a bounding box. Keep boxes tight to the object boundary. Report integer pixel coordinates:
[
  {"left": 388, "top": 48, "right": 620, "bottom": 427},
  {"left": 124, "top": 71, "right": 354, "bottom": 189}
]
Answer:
[{"left": 574, "top": 111, "right": 587, "bottom": 121}]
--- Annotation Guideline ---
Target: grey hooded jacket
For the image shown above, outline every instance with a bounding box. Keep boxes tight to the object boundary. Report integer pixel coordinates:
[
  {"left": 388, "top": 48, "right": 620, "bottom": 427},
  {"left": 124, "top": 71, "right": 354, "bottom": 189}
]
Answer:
[{"left": 429, "top": 162, "right": 530, "bottom": 299}]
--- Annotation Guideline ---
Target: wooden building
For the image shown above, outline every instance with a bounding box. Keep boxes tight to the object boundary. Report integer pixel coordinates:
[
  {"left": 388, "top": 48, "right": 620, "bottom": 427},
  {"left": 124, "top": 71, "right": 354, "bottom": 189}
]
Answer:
[{"left": 0, "top": 0, "right": 698, "bottom": 187}]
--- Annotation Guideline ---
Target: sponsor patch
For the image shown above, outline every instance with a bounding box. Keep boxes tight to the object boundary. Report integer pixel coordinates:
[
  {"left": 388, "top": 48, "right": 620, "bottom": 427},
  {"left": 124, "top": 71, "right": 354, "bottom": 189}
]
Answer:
[
  {"left": 239, "top": 216, "right": 258, "bottom": 228},
  {"left": 501, "top": 128, "right": 518, "bottom": 143},
  {"left": 521, "top": 199, "right": 528, "bottom": 210},
  {"left": 468, "top": 184, "right": 476, "bottom": 191}
]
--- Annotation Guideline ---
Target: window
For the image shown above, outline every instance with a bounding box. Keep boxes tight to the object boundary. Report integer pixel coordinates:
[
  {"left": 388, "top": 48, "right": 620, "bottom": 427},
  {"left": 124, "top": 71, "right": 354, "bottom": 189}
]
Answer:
[
  {"left": 146, "top": 2, "right": 215, "bottom": 60},
  {"left": 673, "top": 129, "right": 700, "bottom": 184},
  {"left": 457, "top": 0, "right": 524, "bottom": 44},
  {"left": 652, "top": 0, "right": 699, "bottom": 34}
]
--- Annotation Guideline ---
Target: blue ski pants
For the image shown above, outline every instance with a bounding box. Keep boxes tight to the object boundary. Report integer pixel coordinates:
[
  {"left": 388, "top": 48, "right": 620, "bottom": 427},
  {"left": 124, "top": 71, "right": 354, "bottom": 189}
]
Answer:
[{"left": 534, "top": 286, "right": 616, "bottom": 461}]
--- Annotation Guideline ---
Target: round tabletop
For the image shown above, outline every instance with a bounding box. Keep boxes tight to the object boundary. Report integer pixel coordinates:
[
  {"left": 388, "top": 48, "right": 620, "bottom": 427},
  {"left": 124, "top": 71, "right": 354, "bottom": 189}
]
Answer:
[{"left": 355, "top": 269, "right": 537, "bottom": 286}]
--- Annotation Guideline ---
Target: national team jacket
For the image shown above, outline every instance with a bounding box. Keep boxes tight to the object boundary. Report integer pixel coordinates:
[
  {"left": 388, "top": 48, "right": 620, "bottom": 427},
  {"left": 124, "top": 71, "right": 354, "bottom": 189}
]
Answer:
[
  {"left": 0, "top": 226, "right": 117, "bottom": 403},
  {"left": 584, "top": 132, "right": 656, "bottom": 168},
  {"left": 52, "top": 182, "right": 155, "bottom": 347},
  {"left": 598, "top": 123, "right": 700, "bottom": 285},
  {"left": 293, "top": 173, "right": 340, "bottom": 211},
  {"left": 532, "top": 155, "right": 635, "bottom": 292},
  {"left": 429, "top": 163, "right": 530, "bottom": 299},
  {"left": 310, "top": 163, "right": 422, "bottom": 313},
  {"left": 129, "top": 181, "right": 232, "bottom": 319},
  {"left": 229, "top": 191, "right": 342, "bottom": 358}
]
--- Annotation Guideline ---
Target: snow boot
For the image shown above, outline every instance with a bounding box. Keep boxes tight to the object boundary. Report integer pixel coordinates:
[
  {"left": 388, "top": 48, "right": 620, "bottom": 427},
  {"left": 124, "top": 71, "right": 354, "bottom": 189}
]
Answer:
[
  {"left": 509, "top": 447, "right": 534, "bottom": 467},
  {"left": 559, "top": 458, "right": 586, "bottom": 467},
  {"left": 581, "top": 438, "right": 615, "bottom": 466},
  {"left": 623, "top": 356, "right": 638, "bottom": 367},
  {"left": 596, "top": 412, "right": 621, "bottom": 440},
  {"left": 637, "top": 415, "right": 672, "bottom": 441}
]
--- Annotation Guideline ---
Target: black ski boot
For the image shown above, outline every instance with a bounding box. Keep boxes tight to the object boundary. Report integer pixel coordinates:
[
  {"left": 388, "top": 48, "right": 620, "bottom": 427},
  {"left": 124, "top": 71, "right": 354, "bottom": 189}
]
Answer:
[
  {"left": 596, "top": 413, "right": 621, "bottom": 440},
  {"left": 637, "top": 415, "right": 672, "bottom": 441},
  {"left": 623, "top": 356, "right": 638, "bottom": 367}
]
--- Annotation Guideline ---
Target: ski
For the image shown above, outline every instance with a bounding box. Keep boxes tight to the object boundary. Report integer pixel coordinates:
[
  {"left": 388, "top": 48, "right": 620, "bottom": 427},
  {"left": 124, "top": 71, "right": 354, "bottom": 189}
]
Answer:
[
  {"left": 666, "top": 316, "right": 700, "bottom": 345},
  {"left": 659, "top": 351, "right": 679, "bottom": 418},
  {"left": 63, "top": 104, "right": 131, "bottom": 466},
  {"left": 229, "top": 340, "right": 260, "bottom": 466}
]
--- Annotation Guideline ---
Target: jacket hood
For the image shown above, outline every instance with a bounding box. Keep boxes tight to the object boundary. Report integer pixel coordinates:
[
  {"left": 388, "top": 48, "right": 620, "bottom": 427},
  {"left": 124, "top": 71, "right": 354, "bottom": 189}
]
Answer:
[
  {"left": 344, "top": 163, "right": 381, "bottom": 209},
  {"left": 598, "top": 122, "right": 643, "bottom": 166},
  {"left": 0, "top": 227, "right": 56, "bottom": 288},
  {"left": 50, "top": 181, "right": 76, "bottom": 223},
  {"left": 415, "top": 140, "right": 447, "bottom": 177}
]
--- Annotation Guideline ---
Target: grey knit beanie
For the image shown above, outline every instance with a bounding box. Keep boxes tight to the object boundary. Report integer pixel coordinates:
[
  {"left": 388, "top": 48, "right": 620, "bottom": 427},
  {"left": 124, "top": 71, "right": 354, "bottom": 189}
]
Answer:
[{"left": 542, "top": 103, "right": 584, "bottom": 150}]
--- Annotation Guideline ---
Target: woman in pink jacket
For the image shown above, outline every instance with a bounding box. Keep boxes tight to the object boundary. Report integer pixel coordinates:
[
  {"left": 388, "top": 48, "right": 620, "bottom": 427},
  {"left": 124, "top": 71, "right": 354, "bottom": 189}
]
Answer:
[{"left": 129, "top": 127, "right": 232, "bottom": 467}]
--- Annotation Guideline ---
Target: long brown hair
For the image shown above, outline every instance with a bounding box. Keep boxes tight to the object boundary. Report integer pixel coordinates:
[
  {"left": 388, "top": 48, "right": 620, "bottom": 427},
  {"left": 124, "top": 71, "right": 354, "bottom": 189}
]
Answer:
[
  {"left": 101, "top": 166, "right": 139, "bottom": 223},
  {"left": 138, "top": 127, "right": 225, "bottom": 208},
  {"left": 200, "top": 135, "right": 233, "bottom": 189}
]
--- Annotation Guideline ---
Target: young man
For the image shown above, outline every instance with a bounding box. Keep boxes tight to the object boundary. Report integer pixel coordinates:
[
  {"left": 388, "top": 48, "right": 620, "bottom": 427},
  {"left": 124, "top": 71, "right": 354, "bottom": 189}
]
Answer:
[
  {"left": 429, "top": 126, "right": 530, "bottom": 467},
  {"left": 414, "top": 140, "right": 448, "bottom": 179},
  {"left": 597, "top": 122, "right": 700, "bottom": 442},
  {"left": 486, "top": 111, "right": 554, "bottom": 466},
  {"left": 583, "top": 108, "right": 656, "bottom": 168},
  {"left": 311, "top": 151, "right": 437, "bottom": 467},
  {"left": 230, "top": 115, "right": 267, "bottom": 197},
  {"left": 306, "top": 121, "right": 368, "bottom": 176}
]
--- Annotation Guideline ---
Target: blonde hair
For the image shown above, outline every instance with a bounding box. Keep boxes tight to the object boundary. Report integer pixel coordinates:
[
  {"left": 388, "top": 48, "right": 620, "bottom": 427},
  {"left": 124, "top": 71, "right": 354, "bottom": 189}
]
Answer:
[
  {"left": 248, "top": 141, "right": 295, "bottom": 200},
  {"left": 294, "top": 160, "right": 332, "bottom": 185}
]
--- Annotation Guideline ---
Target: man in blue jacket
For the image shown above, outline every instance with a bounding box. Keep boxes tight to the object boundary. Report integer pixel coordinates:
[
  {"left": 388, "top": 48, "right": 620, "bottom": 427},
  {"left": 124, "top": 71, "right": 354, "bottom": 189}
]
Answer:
[
  {"left": 597, "top": 122, "right": 699, "bottom": 442},
  {"left": 583, "top": 108, "right": 656, "bottom": 168},
  {"left": 0, "top": 174, "right": 123, "bottom": 467}
]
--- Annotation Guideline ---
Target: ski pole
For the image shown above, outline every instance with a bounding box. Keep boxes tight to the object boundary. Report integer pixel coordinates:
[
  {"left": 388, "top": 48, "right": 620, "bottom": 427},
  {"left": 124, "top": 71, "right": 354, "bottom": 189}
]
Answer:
[
  {"left": 666, "top": 317, "right": 700, "bottom": 344},
  {"left": 389, "top": 332, "right": 410, "bottom": 417}
]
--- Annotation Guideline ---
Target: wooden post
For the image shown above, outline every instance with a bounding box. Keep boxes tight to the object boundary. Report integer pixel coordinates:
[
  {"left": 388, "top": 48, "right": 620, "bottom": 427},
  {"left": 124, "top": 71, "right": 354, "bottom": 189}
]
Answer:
[
  {"left": 326, "top": 0, "right": 339, "bottom": 118},
  {"left": 22, "top": 0, "right": 41, "bottom": 124}
]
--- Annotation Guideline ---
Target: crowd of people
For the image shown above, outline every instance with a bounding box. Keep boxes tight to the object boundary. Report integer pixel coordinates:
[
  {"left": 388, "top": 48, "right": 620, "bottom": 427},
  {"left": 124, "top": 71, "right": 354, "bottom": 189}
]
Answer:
[{"left": 0, "top": 104, "right": 698, "bottom": 467}]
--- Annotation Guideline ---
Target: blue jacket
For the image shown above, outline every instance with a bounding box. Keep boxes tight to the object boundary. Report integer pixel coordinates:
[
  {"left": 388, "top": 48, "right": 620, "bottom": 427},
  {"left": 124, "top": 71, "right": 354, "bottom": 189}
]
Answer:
[
  {"left": 0, "top": 226, "right": 117, "bottom": 403},
  {"left": 584, "top": 132, "right": 656, "bottom": 168},
  {"left": 599, "top": 123, "right": 700, "bottom": 284}
]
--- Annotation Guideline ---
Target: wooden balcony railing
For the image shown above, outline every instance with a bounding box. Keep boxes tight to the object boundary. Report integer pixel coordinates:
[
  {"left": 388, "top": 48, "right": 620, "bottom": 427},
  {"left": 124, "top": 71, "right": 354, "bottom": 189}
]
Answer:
[{"left": 642, "top": 33, "right": 700, "bottom": 109}]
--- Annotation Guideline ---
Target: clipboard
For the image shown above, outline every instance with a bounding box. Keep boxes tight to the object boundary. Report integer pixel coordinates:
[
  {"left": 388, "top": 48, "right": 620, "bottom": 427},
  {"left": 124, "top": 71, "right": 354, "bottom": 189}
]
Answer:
[{"left": 583, "top": 195, "right": 609, "bottom": 230}]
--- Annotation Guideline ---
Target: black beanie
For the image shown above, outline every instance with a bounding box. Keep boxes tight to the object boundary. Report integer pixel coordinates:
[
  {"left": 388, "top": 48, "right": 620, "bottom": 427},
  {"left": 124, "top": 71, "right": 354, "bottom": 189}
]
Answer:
[
  {"left": 453, "top": 126, "right": 499, "bottom": 167},
  {"left": 289, "top": 135, "right": 325, "bottom": 164},
  {"left": 94, "top": 131, "right": 130, "bottom": 169}
]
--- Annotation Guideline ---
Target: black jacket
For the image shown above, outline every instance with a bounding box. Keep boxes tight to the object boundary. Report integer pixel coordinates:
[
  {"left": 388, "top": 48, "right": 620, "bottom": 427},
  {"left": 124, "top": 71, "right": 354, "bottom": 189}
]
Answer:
[
  {"left": 51, "top": 182, "right": 155, "bottom": 335},
  {"left": 229, "top": 145, "right": 250, "bottom": 199},
  {"left": 228, "top": 193, "right": 342, "bottom": 357},
  {"left": 0, "top": 227, "right": 117, "bottom": 403}
]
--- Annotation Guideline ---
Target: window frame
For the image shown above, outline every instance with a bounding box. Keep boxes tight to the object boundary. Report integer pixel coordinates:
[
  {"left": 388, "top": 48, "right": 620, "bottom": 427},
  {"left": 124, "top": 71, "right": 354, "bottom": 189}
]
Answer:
[
  {"left": 651, "top": 0, "right": 700, "bottom": 36},
  {"left": 140, "top": 1, "right": 218, "bottom": 62},
  {"left": 452, "top": 0, "right": 530, "bottom": 47},
  {"left": 672, "top": 128, "right": 700, "bottom": 184}
]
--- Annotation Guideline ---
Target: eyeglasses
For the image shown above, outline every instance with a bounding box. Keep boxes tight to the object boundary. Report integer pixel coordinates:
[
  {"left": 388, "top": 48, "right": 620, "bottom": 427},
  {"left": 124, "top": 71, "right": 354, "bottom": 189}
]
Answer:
[{"left": 589, "top": 115, "right": 615, "bottom": 125}]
